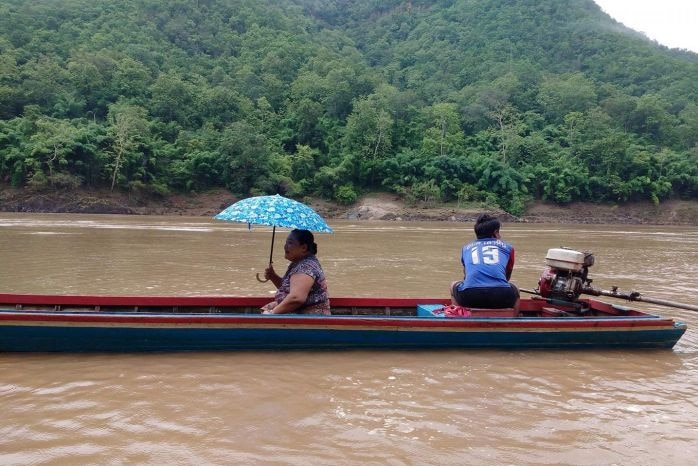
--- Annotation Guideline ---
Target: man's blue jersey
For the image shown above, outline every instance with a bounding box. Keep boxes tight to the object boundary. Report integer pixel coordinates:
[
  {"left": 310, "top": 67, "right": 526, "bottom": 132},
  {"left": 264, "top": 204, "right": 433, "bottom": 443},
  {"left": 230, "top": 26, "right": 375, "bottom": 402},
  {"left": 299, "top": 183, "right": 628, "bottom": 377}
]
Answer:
[{"left": 457, "top": 238, "right": 515, "bottom": 290}]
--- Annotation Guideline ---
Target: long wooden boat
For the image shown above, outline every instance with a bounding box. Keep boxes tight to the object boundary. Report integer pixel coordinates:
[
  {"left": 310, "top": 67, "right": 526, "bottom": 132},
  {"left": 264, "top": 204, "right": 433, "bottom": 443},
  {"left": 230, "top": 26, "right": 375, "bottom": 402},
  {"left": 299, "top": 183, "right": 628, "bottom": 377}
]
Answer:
[{"left": 0, "top": 293, "right": 687, "bottom": 352}]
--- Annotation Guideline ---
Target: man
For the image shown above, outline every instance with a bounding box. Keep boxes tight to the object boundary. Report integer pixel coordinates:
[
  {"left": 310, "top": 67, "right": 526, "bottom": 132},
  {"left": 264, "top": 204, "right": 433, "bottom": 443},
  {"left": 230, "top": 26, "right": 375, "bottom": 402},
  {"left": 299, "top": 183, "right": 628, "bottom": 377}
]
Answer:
[{"left": 450, "top": 213, "right": 519, "bottom": 309}]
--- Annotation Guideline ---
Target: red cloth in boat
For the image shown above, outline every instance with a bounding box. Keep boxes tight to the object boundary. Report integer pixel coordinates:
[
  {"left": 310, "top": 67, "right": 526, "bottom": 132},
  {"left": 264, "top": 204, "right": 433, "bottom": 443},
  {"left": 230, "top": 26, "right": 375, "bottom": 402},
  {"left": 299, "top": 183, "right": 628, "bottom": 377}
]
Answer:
[{"left": 442, "top": 305, "right": 472, "bottom": 318}]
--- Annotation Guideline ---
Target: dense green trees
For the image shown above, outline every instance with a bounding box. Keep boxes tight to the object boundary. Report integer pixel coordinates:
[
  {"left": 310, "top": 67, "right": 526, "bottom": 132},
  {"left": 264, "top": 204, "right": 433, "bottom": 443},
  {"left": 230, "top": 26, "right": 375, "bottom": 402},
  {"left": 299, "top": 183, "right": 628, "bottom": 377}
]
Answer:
[{"left": 1, "top": 0, "right": 697, "bottom": 215}]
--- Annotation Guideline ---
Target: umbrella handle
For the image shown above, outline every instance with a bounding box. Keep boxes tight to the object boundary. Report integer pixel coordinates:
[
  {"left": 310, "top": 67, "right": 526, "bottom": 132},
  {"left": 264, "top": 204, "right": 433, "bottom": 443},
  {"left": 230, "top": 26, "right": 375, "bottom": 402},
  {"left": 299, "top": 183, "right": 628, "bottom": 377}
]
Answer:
[
  {"left": 256, "top": 259, "right": 273, "bottom": 283},
  {"left": 257, "top": 226, "right": 276, "bottom": 283}
]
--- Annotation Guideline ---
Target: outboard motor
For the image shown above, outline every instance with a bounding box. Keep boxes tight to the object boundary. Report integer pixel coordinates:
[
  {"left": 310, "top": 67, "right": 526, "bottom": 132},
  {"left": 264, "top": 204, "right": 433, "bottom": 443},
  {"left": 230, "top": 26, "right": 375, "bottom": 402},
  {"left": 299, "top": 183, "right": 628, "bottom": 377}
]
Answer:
[{"left": 537, "top": 248, "right": 595, "bottom": 302}]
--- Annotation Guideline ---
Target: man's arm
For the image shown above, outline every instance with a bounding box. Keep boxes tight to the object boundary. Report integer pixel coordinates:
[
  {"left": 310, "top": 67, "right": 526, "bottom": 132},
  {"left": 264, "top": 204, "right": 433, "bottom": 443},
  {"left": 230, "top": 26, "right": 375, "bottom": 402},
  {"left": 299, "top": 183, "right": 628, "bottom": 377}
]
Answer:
[{"left": 505, "top": 248, "right": 515, "bottom": 281}]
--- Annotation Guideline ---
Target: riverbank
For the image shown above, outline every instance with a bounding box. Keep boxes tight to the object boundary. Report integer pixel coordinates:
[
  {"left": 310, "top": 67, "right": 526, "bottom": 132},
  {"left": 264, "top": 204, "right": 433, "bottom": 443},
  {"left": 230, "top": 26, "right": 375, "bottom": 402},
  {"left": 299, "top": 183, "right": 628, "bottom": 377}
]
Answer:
[{"left": 0, "top": 186, "right": 697, "bottom": 225}]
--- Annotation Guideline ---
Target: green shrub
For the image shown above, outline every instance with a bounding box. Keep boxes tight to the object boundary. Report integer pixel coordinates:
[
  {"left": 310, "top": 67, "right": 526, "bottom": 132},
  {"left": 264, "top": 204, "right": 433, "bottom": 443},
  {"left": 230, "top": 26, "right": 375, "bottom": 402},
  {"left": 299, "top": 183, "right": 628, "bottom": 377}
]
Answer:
[
  {"left": 27, "top": 171, "right": 49, "bottom": 192},
  {"left": 49, "top": 172, "right": 83, "bottom": 190},
  {"left": 335, "top": 184, "right": 358, "bottom": 205}
]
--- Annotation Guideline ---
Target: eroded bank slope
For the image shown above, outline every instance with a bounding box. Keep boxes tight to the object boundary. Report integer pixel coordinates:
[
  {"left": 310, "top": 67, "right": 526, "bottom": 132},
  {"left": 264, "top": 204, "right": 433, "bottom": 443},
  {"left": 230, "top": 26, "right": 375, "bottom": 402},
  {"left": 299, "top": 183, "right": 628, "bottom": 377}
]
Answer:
[{"left": 1, "top": 187, "right": 696, "bottom": 225}]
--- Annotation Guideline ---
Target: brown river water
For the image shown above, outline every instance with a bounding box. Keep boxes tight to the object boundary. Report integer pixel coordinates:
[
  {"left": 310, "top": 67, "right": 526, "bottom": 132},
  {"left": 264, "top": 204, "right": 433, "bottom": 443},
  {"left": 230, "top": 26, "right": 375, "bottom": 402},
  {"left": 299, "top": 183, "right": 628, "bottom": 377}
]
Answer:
[{"left": 0, "top": 213, "right": 696, "bottom": 465}]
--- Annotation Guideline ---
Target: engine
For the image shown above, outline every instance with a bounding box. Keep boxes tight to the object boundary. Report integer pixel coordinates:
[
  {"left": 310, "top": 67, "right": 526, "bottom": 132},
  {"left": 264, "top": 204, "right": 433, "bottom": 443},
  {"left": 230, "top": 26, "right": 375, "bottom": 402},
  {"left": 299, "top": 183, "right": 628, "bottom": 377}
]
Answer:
[{"left": 537, "top": 248, "right": 595, "bottom": 302}]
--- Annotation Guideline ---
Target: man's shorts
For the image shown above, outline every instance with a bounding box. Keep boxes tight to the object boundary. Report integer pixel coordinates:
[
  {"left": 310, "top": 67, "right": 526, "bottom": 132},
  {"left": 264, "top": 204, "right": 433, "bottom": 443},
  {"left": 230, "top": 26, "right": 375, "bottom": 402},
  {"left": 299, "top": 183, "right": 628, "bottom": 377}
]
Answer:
[{"left": 451, "top": 282, "right": 519, "bottom": 309}]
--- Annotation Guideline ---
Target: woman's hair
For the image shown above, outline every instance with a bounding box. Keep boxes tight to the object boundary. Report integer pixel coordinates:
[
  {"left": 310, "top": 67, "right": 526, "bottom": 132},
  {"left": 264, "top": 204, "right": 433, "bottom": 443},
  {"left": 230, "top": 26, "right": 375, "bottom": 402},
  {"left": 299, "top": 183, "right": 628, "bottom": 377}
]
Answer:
[
  {"left": 289, "top": 229, "right": 318, "bottom": 254},
  {"left": 474, "top": 213, "right": 500, "bottom": 239}
]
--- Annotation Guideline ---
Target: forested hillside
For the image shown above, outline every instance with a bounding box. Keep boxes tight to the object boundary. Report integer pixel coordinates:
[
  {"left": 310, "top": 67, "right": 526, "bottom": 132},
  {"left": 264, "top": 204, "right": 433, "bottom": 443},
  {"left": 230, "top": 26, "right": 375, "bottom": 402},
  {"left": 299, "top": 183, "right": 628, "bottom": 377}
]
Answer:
[{"left": 1, "top": 0, "right": 697, "bottom": 214}]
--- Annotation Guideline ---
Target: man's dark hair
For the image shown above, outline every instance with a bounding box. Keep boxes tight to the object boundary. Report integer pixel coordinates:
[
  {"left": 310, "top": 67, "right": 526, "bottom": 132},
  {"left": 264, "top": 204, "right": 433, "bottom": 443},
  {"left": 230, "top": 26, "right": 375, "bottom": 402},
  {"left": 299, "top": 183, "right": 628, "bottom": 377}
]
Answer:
[
  {"left": 290, "top": 229, "right": 318, "bottom": 254},
  {"left": 474, "top": 214, "right": 500, "bottom": 239}
]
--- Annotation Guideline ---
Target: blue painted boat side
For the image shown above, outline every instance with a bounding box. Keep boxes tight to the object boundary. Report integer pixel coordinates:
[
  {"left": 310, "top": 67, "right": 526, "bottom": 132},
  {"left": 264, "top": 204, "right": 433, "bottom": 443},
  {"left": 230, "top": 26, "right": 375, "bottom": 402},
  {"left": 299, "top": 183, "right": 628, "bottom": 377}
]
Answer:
[{"left": 0, "top": 320, "right": 686, "bottom": 352}]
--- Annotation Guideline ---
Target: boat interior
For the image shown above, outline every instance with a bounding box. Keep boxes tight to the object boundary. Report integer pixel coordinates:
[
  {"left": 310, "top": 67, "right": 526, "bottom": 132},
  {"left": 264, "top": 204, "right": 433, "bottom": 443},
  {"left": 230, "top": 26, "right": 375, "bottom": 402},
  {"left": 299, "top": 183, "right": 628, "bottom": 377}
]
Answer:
[{"left": 0, "top": 295, "right": 650, "bottom": 318}]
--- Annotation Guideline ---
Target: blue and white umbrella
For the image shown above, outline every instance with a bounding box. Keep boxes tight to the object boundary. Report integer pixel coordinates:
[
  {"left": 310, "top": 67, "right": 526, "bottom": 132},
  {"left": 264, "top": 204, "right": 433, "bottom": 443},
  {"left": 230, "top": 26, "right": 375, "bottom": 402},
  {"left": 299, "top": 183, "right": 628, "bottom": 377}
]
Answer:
[{"left": 214, "top": 194, "right": 333, "bottom": 280}]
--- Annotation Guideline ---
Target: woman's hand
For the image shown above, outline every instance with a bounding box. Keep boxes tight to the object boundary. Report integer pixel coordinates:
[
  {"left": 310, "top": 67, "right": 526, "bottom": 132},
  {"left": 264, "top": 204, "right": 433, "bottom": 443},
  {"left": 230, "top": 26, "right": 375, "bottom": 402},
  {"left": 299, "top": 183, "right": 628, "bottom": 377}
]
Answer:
[
  {"left": 260, "top": 302, "right": 277, "bottom": 314},
  {"left": 263, "top": 264, "right": 274, "bottom": 279},
  {"left": 264, "top": 264, "right": 282, "bottom": 288}
]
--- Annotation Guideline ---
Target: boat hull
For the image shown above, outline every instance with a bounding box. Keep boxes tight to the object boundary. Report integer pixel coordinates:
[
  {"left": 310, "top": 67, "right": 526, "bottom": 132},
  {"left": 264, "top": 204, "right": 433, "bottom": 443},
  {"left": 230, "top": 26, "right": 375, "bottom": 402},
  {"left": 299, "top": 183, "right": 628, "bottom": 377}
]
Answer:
[{"left": 0, "top": 294, "right": 687, "bottom": 352}]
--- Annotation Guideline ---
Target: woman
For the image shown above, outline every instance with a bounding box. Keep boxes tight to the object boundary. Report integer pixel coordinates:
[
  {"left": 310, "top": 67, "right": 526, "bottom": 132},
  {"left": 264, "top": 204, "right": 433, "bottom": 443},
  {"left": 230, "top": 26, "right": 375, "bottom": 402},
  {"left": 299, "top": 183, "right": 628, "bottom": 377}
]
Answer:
[{"left": 261, "top": 229, "right": 330, "bottom": 315}]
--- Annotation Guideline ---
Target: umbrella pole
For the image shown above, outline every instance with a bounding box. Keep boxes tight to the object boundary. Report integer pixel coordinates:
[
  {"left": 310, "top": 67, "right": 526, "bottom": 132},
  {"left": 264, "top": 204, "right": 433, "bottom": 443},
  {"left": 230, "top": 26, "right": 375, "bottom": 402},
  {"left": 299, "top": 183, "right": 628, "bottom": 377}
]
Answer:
[{"left": 256, "top": 226, "right": 276, "bottom": 283}]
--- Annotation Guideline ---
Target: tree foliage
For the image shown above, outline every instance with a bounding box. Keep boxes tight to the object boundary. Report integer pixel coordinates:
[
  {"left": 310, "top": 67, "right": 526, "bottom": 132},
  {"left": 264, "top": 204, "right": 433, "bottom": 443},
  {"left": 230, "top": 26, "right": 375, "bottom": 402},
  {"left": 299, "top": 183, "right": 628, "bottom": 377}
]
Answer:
[{"left": 1, "top": 0, "right": 697, "bottom": 214}]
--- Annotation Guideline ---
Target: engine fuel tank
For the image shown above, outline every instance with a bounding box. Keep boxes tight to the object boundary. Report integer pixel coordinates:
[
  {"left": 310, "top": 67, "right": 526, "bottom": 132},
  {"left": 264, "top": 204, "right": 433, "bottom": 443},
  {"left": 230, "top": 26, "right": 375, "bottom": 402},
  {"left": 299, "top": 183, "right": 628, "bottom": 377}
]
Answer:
[{"left": 545, "top": 248, "right": 585, "bottom": 272}]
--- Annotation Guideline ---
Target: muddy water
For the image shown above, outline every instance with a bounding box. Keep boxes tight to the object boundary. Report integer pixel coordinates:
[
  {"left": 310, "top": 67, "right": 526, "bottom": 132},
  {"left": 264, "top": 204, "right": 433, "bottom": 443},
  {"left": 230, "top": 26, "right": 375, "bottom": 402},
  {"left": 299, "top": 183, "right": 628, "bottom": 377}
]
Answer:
[{"left": 0, "top": 213, "right": 696, "bottom": 465}]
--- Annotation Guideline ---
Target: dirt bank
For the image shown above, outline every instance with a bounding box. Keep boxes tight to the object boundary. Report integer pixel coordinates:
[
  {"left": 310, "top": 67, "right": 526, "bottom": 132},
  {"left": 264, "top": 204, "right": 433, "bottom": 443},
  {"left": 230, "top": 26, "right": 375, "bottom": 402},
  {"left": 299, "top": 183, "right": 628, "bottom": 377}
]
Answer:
[
  {"left": 0, "top": 186, "right": 696, "bottom": 225},
  {"left": 325, "top": 193, "right": 698, "bottom": 225}
]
